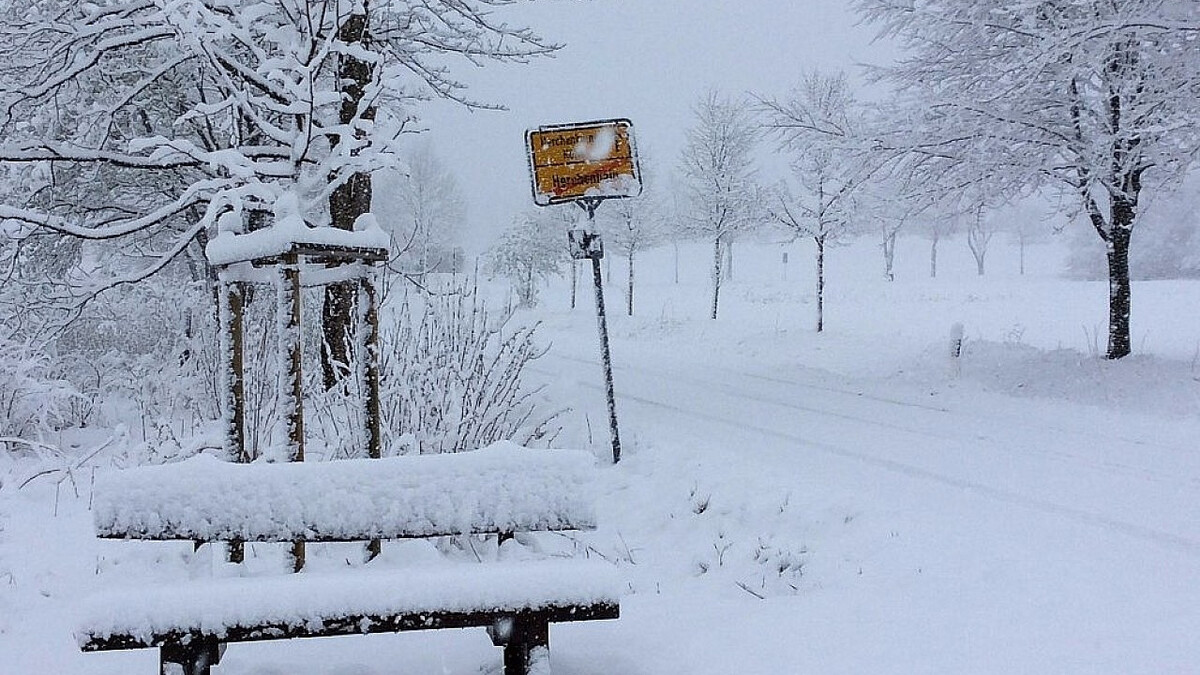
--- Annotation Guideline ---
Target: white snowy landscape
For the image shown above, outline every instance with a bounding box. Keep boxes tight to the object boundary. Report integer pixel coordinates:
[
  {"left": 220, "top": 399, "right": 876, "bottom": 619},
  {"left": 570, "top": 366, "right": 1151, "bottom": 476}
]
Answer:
[
  {"left": 2, "top": 1, "right": 1200, "bottom": 674},
  {"left": 6, "top": 237, "right": 1200, "bottom": 673}
]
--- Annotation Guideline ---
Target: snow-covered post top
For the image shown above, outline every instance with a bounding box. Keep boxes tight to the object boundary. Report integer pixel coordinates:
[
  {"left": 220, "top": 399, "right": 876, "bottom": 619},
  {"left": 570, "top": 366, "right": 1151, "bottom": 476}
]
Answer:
[{"left": 204, "top": 192, "right": 389, "bottom": 267}]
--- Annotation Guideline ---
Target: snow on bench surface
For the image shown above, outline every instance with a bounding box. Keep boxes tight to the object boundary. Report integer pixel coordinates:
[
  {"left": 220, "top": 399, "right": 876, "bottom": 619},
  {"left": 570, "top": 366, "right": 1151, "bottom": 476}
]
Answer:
[
  {"left": 93, "top": 443, "right": 598, "bottom": 541},
  {"left": 76, "top": 560, "right": 622, "bottom": 648}
]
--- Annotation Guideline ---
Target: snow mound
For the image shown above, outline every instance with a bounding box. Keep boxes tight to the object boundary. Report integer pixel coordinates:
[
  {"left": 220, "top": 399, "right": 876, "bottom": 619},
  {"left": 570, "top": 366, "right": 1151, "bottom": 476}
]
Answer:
[{"left": 954, "top": 340, "right": 1200, "bottom": 417}]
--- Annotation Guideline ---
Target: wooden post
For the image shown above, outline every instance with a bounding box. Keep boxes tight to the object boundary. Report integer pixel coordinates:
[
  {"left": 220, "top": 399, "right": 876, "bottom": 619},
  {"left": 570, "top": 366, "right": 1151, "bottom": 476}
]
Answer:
[
  {"left": 161, "top": 639, "right": 223, "bottom": 675},
  {"left": 362, "top": 276, "right": 382, "bottom": 461},
  {"left": 223, "top": 280, "right": 248, "bottom": 565},
  {"left": 280, "top": 254, "right": 305, "bottom": 460},
  {"left": 503, "top": 616, "right": 550, "bottom": 675},
  {"left": 361, "top": 274, "right": 382, "bottom": 562},
  {"left": 222, "top": 281, "right": 247, "bottom": 463},
  {"left": 280, "top": 252, "right": 305, "bottom": 572}
]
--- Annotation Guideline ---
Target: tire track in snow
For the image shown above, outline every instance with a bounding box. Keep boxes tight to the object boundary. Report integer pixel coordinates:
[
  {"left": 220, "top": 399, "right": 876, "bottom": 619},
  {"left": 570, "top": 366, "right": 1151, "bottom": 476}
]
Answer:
[
  {"left": 550, "top": 368, "right": 1200, "bottom": 556},
  {"left": 729, "top": 366, "right": 1195, "bottom": 455},
  {"left": 538, "top": 352, "right": 1200, "bottom": 490}
]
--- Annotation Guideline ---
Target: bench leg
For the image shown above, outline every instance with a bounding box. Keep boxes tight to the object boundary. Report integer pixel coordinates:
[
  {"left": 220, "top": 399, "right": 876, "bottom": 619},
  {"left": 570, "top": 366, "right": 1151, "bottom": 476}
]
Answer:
[
  {"left": 161, "top": 639, "right": 223, "bottom": 675},
  {"left": 503, "top": 617, "right": 550, "bottom": 675}
]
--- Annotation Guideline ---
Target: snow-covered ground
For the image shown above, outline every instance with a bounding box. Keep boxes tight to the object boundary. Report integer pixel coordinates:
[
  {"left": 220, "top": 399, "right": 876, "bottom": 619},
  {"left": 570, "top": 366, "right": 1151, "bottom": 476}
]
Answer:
[{"left": 4, "top": 234, "right": 1200, "bottom": 674}]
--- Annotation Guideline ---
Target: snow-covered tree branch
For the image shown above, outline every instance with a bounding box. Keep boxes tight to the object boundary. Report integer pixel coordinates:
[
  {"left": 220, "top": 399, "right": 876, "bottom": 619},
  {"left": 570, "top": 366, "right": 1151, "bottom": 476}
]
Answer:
[{"left": 0, "top": 0, "right": 557, "bottom": 336}]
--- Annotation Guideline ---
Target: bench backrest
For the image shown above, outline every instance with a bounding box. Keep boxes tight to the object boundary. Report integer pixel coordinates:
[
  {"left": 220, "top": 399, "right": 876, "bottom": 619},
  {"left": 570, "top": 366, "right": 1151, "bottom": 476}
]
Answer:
[{"left": 93, "top": 442, "right": 598, "bottom": 542}]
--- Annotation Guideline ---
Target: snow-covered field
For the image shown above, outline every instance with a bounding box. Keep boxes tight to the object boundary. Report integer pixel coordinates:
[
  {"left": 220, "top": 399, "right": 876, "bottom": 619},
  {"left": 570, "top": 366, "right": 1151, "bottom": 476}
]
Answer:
[{"left": 4, "top": 234, "right": 1200, "bottom": 674}]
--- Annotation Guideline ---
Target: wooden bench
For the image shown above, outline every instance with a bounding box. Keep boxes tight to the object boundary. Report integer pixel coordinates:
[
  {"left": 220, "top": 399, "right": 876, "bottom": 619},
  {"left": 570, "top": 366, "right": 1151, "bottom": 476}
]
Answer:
[{"left": 76, "top": 443, "right": 620, "bottom": 675}]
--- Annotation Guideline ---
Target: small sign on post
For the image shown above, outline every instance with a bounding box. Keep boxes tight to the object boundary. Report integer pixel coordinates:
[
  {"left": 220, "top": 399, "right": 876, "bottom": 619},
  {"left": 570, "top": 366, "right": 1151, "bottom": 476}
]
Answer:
[
  {"left": 568, "top": 229, "right": 604, "bottom": 260},
  {"left": 527, "top": 119, "right": 641, "bottom": 464}
]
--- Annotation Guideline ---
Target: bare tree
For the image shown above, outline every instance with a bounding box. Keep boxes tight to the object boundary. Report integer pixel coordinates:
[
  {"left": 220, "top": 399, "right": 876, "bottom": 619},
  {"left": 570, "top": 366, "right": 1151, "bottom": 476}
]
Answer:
[
  {"left": 677, "top": 91, "right": 760, "bottom": 320},
  {"left": 600, "top": 166, "right": 663, "bottom": 316},
  {"left": 965, "top": 205, "right": 1001, "bottom": 276},
  {"left": 860, "top": 172, "right": 937, "bottom": 282},
  {"left": 857, "top": 0, "right": 1200, "bottom": 358},
  {"left": 920, "top": 211, "right": 958, "bottom": 280},
  {"left": 761, "top": 71, "right": 879, "bottom": 332},
  {"left": 872, "top": 207, "right": 908, "bottom": 282},
  {"left": 486, "top": 210, "right": 564, "bottom": 308},
  {"left": 375, "top": 142, "right": 466, "bottom": 286},
  {"left": 1004, "top": 199, "right": 1057, "bottom": 276}
]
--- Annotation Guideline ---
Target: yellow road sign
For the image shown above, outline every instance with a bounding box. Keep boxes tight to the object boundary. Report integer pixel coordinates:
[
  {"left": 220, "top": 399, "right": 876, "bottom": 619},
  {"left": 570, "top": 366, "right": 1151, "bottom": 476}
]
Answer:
[{"left": 526, "top": 119, "right": 641, "bottom": 206}]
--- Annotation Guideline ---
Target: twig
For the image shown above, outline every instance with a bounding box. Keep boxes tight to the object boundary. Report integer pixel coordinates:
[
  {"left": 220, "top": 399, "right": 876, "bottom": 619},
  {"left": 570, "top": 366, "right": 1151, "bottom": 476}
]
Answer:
[
  {"left": 735, "top": 581, "right": 766, "bottom": 600},
  {"left": 617, "top": 531, "right": 638, "bottom": 565}
]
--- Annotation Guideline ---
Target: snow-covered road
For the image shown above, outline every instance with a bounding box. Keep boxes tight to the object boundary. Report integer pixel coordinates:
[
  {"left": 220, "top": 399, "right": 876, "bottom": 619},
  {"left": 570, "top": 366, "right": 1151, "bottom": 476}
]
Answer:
[
  {"left": 541, "top": 345, "right": 1200, "bottom": 551},
  {"left": 533, "top": 335, "right": 1200, "bottom": 673}
]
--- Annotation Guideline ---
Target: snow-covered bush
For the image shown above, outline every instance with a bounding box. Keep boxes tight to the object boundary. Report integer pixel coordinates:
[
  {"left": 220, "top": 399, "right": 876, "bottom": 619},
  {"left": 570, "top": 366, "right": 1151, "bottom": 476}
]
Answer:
[
  {"left": 53, "top": 281, "right": 222, "bottom": 441},
  {"left": 0, "top": 336, "right": 77, "bottom": 455},
  {"left": 485, "top": 212, "right": 564, "bottom": 308},
  {"left": 376, "top": 286, "right": 563, "bottom": 455}
]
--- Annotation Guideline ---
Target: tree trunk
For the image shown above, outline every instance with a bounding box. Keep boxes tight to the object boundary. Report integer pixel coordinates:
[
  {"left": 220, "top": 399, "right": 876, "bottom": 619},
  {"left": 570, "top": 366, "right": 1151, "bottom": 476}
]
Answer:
[
  {"left": 673, "top": 240, "right": 680, "bottom": 284},
  {"left": 968, "top": 208, "right": 988, "bottom": 276},
  {"left": 929, "top": 236, "right": 939, "bottom": 278},
  {"left": 724, "top": 239, "right": 734, "bottom": 282},
  {"left": 522, "top": 266, "right": 534, "bottom": 307},
  {"left": 322, "top": 284, "right": 356, "bottom": 389},
  {"left": 1106, "top": 205, "right": 1134, "bottom": 359},
  {"left": 419, "top": 228, "right": 429, "bottom": 283},
  {"left": 627, "top": 249, "right": 635, "bottom": 316},
  {"left": 815, "top": 236, "right": 825, "bottom": 333},
  {"left": 710, "top": 236, "right": 723, "bottom": 320},
  {"left": 1019, "top": 234, "right": 1026, "bottom": 276},
  {"left": 322, "top": 7, "right": 375, "bottom": 390},
  {"left": 882, "top": 231, "right": 896, "bottom": 281},
  {"left": 968, "top": 230, "right": 986, "bottom": 275}
]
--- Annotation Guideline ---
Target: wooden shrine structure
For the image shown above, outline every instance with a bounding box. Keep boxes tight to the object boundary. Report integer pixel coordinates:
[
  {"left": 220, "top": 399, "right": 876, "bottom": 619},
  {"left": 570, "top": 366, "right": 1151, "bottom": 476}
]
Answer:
[{"left": 205, "top": 204, "right": 390, "bottom": 565}]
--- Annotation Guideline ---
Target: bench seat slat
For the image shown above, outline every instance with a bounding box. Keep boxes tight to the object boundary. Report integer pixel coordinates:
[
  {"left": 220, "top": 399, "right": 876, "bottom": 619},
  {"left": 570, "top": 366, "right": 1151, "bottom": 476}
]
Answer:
[
  {"left": 76, "top": 560, "right": 621, "bottom": 651},
  {"left": 93, "top": 443, "right": 597, "bottom": 541},
  {"left": 83, "top": 604, "right": 619, "bottom": 652}
]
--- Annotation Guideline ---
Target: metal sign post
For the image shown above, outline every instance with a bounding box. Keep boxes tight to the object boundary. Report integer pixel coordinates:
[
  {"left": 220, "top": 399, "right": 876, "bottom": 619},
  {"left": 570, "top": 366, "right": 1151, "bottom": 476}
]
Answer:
[
  {"left": 528, "top": 119, "right": 642, "bottom": 464},
  {"left": 569, "top": 208, "right": 621, "bottom": 464}
]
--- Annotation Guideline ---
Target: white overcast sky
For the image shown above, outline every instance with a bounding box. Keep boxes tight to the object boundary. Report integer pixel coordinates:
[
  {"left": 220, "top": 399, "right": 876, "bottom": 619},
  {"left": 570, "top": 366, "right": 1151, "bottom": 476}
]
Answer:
[{"left": 417, "top": 0, "right": 900, "bottom": 250}]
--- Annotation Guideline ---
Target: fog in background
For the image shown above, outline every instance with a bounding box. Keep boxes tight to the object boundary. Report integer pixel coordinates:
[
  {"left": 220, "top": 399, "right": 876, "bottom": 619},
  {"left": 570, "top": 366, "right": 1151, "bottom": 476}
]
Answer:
[{"left": 417, "top": 0, "right": 900, "bottom": 253}]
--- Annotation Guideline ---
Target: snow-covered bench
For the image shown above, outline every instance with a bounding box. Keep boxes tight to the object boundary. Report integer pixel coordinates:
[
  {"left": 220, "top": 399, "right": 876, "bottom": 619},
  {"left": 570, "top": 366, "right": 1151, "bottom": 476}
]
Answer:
[{"left": 76, "top": 443, "right": 620, "bottom": 675}]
